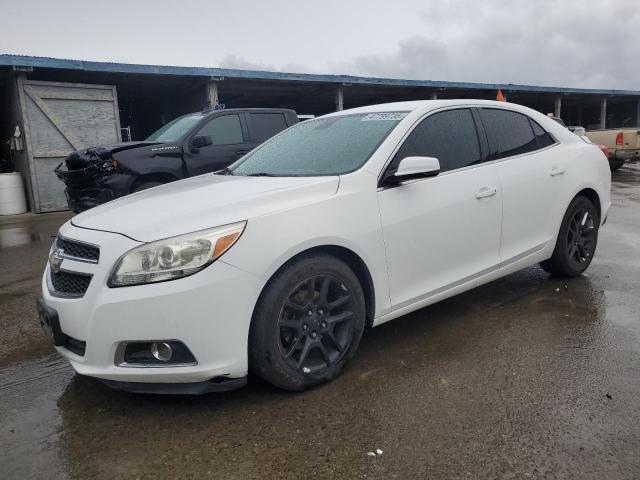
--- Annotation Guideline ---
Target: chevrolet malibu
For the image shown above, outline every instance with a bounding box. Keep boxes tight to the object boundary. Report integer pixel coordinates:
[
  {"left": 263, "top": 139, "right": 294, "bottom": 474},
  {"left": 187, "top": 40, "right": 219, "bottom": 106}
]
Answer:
[{"left": 38, "top": 100, "right": 611, "bottom": 394}]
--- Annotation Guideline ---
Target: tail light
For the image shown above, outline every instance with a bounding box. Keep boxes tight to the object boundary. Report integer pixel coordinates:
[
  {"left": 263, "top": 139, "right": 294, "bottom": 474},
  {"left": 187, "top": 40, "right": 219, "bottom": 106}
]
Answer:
[
  {"left": 616, "top": 132, "right": 624, "bottom": 145},
  {"left": 598, "top": 145, "right": 609, "bottom": 159}
]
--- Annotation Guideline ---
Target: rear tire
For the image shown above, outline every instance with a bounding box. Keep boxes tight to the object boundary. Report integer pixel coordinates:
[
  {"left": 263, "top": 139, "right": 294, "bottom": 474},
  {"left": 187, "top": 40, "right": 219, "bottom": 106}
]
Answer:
[
  {"left": 249, "top": 254, "right": 366, "bottom": 391},
  {"left": 540, "top": 196, "right": 599, "bottom": 277}
]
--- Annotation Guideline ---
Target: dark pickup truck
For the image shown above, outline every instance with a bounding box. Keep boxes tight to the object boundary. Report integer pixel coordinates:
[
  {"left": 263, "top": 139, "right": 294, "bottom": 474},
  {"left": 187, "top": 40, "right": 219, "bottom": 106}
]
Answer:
[{"left": 55, "top": 108, "right": 298, "bottom": 212}]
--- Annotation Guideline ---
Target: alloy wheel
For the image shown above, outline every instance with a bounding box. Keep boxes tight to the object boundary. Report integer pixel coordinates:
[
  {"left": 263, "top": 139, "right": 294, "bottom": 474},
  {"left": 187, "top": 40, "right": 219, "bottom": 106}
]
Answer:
[
  {"left": 277, "top": 275, "right": 355, "bottom": 374},
  {"left": 566, "top": 207, "right": 596, "bottom": 267}
]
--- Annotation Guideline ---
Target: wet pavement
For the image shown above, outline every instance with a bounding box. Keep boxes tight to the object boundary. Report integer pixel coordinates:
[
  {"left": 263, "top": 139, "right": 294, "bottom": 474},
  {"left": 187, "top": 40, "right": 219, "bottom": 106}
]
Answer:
[{"left": 1, "top": 165, "right": 639, "bottom": 479}]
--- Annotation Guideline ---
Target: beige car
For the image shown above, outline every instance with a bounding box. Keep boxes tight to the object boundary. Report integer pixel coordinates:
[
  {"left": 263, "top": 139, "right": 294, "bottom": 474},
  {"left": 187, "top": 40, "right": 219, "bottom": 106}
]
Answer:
[{"left": 586, "top": 128, "right": 640, "bottom": 171}]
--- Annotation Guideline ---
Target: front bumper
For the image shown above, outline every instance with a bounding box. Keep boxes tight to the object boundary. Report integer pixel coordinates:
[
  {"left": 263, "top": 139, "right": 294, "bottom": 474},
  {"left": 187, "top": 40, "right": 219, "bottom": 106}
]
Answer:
[
  {"left": 55, "top": 163, "right": 136, "bottom": 212},
  {"left": 40, "top": 222, "right": 263, "bottom": 391}
]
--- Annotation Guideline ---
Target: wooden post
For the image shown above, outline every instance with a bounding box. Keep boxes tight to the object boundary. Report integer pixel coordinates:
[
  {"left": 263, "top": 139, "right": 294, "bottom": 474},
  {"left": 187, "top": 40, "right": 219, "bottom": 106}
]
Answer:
[
  {"left": 335, "top": 86, "right": 344, "bottom": 111},
  {"left": 207, "top": 79, "right": 219, "bottom": 109},
  {"left": 600, "top": 97, "right": 607, "bottom": 129},
  {"left": 554, "top": 96, "right": 562, "bottom": 118}
]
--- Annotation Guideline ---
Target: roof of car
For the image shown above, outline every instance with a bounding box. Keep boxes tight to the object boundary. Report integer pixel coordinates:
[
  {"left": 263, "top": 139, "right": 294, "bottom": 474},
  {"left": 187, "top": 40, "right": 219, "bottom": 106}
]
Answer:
[{"left": 327, "top": 99, "right": 533, "bottom": 116}]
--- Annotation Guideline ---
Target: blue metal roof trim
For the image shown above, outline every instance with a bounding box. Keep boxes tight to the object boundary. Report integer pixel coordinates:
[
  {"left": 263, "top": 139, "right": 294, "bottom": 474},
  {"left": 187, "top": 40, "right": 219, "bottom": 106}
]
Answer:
[{"left": 2, "top": 54, "right": 640, "bottom": 96}]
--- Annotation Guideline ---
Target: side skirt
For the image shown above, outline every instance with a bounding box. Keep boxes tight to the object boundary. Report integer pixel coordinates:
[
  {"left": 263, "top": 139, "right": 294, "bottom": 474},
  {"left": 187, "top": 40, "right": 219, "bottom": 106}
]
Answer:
[{"left": 372, "top": 243, "right": 549, "bottom": 327}]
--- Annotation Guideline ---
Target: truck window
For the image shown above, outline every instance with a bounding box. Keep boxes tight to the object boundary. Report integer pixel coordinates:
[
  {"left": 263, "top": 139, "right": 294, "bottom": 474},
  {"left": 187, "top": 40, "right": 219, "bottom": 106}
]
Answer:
[
  {"left": 249, "top": 113, "right": 288, "bottom": 142},
  {"left": 197, "top": 115, "right": 244, "bottom": 145}
]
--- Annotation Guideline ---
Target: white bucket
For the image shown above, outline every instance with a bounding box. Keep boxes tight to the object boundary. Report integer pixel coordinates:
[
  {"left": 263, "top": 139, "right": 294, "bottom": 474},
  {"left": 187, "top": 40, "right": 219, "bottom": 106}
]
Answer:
[{"left": 0, "top": 172, "right": 28, "bottom": 215}]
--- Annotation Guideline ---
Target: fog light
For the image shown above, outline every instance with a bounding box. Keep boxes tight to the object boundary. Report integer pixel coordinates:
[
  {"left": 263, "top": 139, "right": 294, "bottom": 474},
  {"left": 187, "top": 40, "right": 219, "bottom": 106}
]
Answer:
[
  {"left": 117, "top": 340, "right": 197, "bottom": 366},
  {"left": 151, "top": 342, "right": 173, "bottom": 362}
]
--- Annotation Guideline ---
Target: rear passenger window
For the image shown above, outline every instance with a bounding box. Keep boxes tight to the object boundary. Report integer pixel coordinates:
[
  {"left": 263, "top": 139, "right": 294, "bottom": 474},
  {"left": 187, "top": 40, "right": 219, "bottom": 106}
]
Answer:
[
  {"left": 250, "top": 113, "right": 288, "bottom": 142},
  {"left": 529, "top": 119, "right": 555, "bottom": 149},
  {"left": 479, "top": 109, "right": 538, "bottom": 158},
  {"left": 394, "top": 108, "right": 481, "bottom": 173}
]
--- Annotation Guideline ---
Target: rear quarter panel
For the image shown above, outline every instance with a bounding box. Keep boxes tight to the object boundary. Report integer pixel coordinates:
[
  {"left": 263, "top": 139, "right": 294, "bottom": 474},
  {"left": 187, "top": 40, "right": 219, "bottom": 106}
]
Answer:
[{"left": 563, "top": 141, "right": 611, "bottom": 226}]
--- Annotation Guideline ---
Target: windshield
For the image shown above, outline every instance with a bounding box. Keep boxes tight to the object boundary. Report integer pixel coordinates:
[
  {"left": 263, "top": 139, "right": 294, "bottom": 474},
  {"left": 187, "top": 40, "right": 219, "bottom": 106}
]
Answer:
[
  {"left": 146, "top": 113, "right": 206, "bottom": 142},
  {"left": 230, "top": 112, "right": 407, "bottom": 176}
]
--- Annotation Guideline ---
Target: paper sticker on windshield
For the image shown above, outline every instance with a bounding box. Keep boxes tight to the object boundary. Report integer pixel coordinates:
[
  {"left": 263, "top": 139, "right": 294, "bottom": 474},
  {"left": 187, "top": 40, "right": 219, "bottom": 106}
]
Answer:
[{"left": 361, "top": 112, "right": 408, "bottom": 121}]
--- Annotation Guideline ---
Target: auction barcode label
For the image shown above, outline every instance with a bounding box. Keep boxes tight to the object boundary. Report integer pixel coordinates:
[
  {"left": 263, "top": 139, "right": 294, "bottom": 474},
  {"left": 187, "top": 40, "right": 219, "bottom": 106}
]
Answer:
[{"left": 361, "top": 112, "right": 408, "bottom": 121}]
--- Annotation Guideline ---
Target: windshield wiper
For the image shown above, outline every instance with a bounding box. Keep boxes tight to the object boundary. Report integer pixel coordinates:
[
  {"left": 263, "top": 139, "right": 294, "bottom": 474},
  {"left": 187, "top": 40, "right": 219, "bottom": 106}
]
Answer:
[
  {"left": 245, "top": 172, "right": 277, "bottom": 177},
  {"left": 217, "top": 167, "right": 234, "bottom": 176}
]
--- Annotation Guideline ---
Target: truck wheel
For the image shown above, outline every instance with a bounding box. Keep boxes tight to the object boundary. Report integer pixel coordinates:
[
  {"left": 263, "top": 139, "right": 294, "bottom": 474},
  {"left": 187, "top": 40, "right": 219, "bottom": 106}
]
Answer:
[
  {"left": 609, "top": 160, "right": 624, "bottom": 171},
  {"left": 540, "top": 196, "right": 599, "bottom": 278},
  {"left": 132, "top": 180, "right": 163, "bottom": 193},
  {"left": 249, "top": 254, "right": 366, "bottom": 391}
]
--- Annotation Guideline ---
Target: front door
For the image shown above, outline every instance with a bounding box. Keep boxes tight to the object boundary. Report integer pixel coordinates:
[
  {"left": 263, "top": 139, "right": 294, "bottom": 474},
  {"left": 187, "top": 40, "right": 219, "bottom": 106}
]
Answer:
[
  {"left": 377, "top": 108, "right": 502, "bottom": 309},
  {"left": 184, "top": 113, "right": 249, "bottom": 176}
]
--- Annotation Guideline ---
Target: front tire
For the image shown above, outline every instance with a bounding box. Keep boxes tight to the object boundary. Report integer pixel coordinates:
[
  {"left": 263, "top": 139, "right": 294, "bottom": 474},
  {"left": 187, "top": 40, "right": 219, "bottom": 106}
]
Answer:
[
  {"left": 249, "top": 254, "right": 366, "bottom": 391},
  {"left": 540, "top": 196, "right": 599, "bottom": 277}
]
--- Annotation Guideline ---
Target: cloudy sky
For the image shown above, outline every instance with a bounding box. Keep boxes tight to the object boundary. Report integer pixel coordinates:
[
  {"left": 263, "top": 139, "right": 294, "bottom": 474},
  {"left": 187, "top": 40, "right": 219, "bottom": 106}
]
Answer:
[{"left": 2, "top": 0, "right": 638, "bottom": 89}]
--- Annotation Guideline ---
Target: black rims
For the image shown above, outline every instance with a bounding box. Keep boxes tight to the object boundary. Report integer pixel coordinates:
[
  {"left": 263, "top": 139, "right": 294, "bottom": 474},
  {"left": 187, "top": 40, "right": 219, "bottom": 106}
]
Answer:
[
  {"left": 249, "top": 253, "right": 366, "bottom": 391},
  {"left": 566, "top": 207, "right": 596, "bottom": 269},
  {"left": 277, "top": 275, "right": 355, "bottom": 374},
  {"left": 540, "top": 195, "right": 599, "bottom": 278}
]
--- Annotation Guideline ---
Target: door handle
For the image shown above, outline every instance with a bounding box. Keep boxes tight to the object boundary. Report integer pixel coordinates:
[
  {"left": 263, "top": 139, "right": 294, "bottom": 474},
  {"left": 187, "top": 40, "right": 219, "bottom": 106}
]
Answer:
[
  {"left": 550, "top": 166, "right": 566, "bottom": 176},
  {"left": 475, "top": 186, "right": 497, "bottom": 199}
]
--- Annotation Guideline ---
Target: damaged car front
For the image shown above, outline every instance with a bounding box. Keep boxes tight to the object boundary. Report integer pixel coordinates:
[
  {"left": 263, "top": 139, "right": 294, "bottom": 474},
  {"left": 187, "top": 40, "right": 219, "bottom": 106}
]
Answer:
[{"left": 55, "top": 142, "right": 165, "bottom": 212}]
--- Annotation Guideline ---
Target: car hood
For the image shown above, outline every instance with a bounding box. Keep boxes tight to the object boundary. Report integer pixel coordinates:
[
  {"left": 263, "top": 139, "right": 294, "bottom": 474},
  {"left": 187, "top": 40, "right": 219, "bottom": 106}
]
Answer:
[
  {"left": 79, "top": 141, "right": 164, "bottom": 159},
  {"left": 64, "top": 141, "right": 165, "bottom": 170},
  {"left": 71, "top": 174, "right": 340, "bottom": 242}
]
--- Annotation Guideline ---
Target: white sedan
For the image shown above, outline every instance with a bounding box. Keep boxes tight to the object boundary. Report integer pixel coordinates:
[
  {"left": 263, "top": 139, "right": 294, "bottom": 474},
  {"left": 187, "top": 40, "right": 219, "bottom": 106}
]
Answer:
[{"left": 38, "top": 100, "right": 611, "bottom": 393}]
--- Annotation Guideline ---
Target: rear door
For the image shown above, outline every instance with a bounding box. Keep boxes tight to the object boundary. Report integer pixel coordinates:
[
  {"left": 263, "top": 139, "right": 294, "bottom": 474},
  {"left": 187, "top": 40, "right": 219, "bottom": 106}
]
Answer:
[
  {"left": 377, "top": 108, "right": 502, "bottom": 309},
  {"left": 478, "top": 108, "right": 565, "bottom": 262},
  {"left": 183, "top": 112, "right": 249, "bottom": 176}
]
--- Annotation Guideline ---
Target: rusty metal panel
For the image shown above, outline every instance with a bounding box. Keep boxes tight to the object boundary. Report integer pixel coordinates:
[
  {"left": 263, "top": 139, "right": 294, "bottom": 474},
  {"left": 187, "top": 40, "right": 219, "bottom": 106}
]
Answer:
[{"left": 19, "top": 80, "right": 121, "bottom": 212}]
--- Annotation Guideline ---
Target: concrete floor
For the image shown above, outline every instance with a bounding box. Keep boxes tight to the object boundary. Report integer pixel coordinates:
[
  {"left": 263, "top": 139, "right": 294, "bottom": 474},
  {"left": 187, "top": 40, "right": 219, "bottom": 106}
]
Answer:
[{"left": 1, "top": 165, "right": 639, "bottom": 480}]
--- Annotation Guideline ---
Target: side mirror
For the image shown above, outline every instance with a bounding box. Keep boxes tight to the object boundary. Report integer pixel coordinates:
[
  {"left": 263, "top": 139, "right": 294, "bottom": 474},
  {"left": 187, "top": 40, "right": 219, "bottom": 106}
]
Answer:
[
  {"left": 191, "top": 135, "right": 212, "bottom": 149},
  {"left": 384, "top": 156, "right": 440, "bottom": 186}
]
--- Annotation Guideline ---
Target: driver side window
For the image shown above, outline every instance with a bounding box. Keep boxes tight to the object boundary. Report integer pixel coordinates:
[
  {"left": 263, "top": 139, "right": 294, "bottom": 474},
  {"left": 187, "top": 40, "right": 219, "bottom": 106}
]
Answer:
[
  {"left": 393, "top": 108, "right": 482, "bottom": 173},
  {"left": 197, "top": 114, "right": 244, "bottom": 145}
]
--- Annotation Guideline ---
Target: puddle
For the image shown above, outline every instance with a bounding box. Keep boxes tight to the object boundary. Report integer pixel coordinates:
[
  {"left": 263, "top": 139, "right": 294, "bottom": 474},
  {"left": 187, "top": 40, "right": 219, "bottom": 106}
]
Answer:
[
  {"left": 0, "top": 354, "right": 73, "bottom": 480},
  {"left": 0, "top": 227, "right": 50, "bottom": 249}
]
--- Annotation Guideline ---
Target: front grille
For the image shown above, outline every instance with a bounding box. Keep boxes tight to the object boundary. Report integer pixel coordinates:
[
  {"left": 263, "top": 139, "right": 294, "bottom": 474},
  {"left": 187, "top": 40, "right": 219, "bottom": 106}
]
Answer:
[
  {"left": 56, "top": 236, "right": 100, "bottom": 262},
  {"left": 64, "top": 335, "right": 86, "bottom": 356},
  {"left": 50, "top": 270, "right": 92, "bottom": 297}
]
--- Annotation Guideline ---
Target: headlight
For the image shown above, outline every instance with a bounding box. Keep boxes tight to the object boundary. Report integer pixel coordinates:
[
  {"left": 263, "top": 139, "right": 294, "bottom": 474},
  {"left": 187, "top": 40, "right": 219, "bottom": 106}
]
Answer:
[{"left": 108, "top": 221, "right": 246, "bottom": 287}]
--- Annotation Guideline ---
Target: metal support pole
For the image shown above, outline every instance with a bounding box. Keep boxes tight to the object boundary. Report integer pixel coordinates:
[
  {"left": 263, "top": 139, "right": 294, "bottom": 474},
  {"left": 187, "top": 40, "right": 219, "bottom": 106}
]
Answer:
[
  {"left": 600, "top": 97, "right": 607, "bottom": 129},
  {"left": 554, "top": 96, "right": 562, "bottom": 118},
  {"left": 636, "top": 98, "right": 640, "bottom": 127},
  {"left": 207, "top": 80, "right": 219, "bottom": 109},
  {"left": 335, "top": 86, "right": 344, "bottom": 111},
  {"left": 430, "top": 91, "right": 438, "bottom": 100}
]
